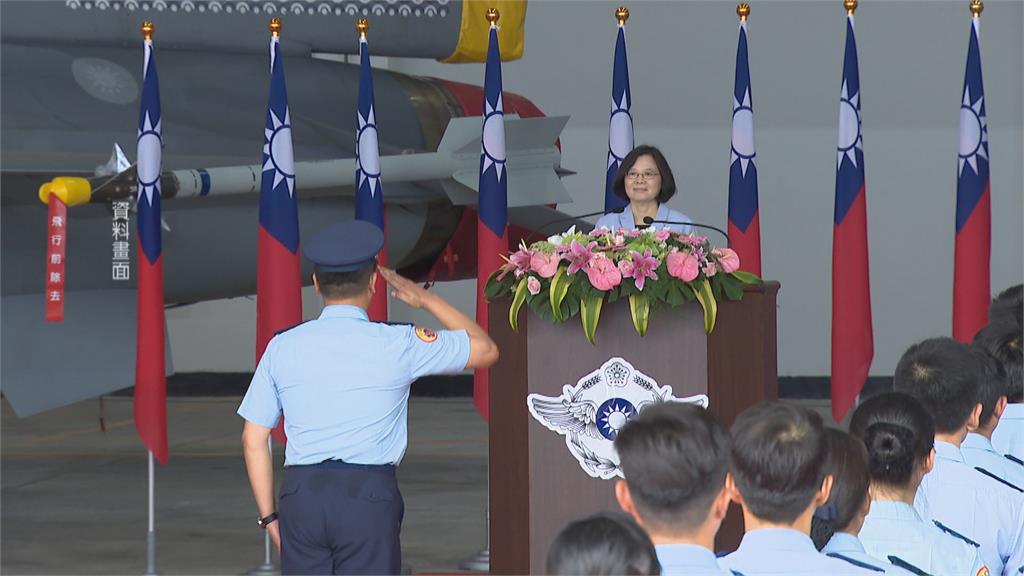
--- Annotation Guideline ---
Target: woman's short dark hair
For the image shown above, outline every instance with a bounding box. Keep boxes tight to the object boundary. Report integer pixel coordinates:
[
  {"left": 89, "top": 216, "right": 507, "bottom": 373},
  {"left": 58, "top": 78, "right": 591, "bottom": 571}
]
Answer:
[
  {"left": 546, "top": 511, "right": 660, "bottom": 576},
  {"left": 849, "top": 392, "right": 935, "bottom": 488},
  {"left": 811, "top": 428, "right": 871, "bottom": 549},
  {"left": 612, "top": 144, "right": 677, "bottom": 204},
  {"left": 974, "top": 319, "right": 1023, "bottom": 403}
]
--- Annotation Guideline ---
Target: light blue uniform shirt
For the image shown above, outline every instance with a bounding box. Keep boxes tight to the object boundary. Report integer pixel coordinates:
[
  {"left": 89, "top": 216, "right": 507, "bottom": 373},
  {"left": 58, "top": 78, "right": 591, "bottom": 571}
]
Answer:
[
  {"left": 655, "top": 543, "right": 738, "bottom": 576},
  {"left": 915, "top": 441, "right": 1024, "bottom": 576},
  {"left": 824, "top": 530, "right": 926, "bottom": 575},
  {"left": 237, "top": 305, "right": 470, "bottom": 466},
  {"left": 962, "top": 432, "right": 1024, "bottom": 490},
  {"left": 859, "top": 500, "right": 987, "bottom": 575},
  {"left": 719, "top": 528, "right": 878, "bottom": 574},
  {"left": 992, "top": 404, "right": 1024, "bottom": 464},
  {"left": 593, "top": 203, "right": 693, "bottom": 234}
]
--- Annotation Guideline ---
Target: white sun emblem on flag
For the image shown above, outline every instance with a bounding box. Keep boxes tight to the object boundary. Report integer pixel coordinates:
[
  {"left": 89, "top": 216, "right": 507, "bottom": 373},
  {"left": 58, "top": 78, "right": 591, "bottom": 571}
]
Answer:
[
  {"left": 481, "top": 94, "right": 506, "bottom": 179},
  {"left": 837, "top": 80, "right": 863, "bottom": 169},
  {"left": 731, "top": 87, "right": 756, "bottom": 176},
  {"left": 357, "top": 104, "right": 381, "bottom": 196},
  {"left": 136, "top": 112, "right": 162, "bottom": 205},
  {"left": 958, "top": 85, "right": 988, "bottom": 177},
  {"left": 263, "top": 108, "right": 295, "bottom": 197},
  {"left": 608, "top": 92, "right": 633, "bottom": 169}
]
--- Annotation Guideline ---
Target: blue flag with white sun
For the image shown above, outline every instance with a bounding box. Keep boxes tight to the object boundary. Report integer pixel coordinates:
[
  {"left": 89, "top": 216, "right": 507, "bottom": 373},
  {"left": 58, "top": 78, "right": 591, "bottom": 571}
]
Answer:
[
  {"left": 605, "top": 23, "right": 632, "bottom": 213},
  {"left": 356, "top": 35, "right": 384, "bottom": 230},
  {"left": 478, "top": 24, "right": 507, "bottom": 239},
  {"left": 259, "top": 35, "right": 299, "bottom": 254}
]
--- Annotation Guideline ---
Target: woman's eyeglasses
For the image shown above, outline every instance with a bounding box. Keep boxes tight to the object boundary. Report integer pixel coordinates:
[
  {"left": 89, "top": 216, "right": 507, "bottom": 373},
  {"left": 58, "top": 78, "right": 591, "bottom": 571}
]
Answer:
[{"left": 625, "top": 171, "right": 660, "bottom": 181}]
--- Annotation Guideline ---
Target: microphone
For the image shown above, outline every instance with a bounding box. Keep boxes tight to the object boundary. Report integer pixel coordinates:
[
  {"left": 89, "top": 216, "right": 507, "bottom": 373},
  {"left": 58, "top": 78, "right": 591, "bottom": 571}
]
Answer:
[
  {"left": 642, "top": 217, "right": 730, "bottom": 242},
  {"left": 523, "top": 206, "right": 625, "bottom": 244}
]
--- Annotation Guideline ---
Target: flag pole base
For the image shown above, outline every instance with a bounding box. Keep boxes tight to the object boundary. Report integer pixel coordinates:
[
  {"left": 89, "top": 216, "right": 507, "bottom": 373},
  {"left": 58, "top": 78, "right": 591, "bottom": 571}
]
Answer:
[
  {"left": 458, "top": 548, "right": 490, "bottom": 572},
  {"left": 246, "top": 563, "right": 279, "bottom": 576}
]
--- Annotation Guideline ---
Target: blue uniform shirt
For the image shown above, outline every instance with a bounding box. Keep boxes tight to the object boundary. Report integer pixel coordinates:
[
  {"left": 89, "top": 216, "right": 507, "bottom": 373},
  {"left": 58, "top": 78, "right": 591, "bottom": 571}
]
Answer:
[
  {"left": 992, "top": 404, "right": 1024, "bottom": 464},
  {"left": 823, "top": 530, "right": 926, "bottom": 575},
  {"left": 859, "top": 499, "right": 987, "bottom": 575},
  {"left": 962, "top": 432, "right": 1024, "bottom": 489},
  {"left": 594, "top": 203, "right": 693, "bottom": 234},
  {"left": 719, "top": 528, "right": 878, "bottom": 574},
  {"left": 237, "top": 305, "right": 470, "bottom": 466},
  {"left": 655, "top": 543, "right": 738, "bottom": 576},
  {"left": 915, "top": 441, "right": 1024, "bottom": 576}
]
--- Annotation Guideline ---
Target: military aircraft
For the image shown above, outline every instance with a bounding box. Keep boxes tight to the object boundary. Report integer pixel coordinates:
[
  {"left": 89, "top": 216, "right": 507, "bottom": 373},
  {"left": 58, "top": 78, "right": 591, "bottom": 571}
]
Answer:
[{"left": 0, "top": 0, "right": 579, "bottom": 416}]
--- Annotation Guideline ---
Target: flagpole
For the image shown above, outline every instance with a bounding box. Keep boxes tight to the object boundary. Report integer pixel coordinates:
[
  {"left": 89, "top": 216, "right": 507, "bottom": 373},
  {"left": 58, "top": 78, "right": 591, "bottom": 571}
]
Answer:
[
  {"left": 146, "top": 449, "right": 157, "bottom": 576},
  {"left": 247, "top": 436, "right": 277, "bottom": 575}
]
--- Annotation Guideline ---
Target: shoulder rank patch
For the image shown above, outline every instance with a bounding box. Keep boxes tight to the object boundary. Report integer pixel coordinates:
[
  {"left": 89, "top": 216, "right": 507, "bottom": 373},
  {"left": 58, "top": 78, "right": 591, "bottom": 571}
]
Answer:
[
  {"left": 977, "top": 567, "right": 989, "bottom": 576},
  {"left": 1004, "top": 453, "right": 1023, "bottom": 467},
  {"left": 974, "top": 466, "right": 1024, "bottom": 493},
  {"left": 826, "top": 552, "right": 884, "bottom": 572},
  {"left": 415, "top": 327, "right": 438, "bottom": 343},
  {"left": 887, "top": 556, "right": 928, "bottom": 576}
]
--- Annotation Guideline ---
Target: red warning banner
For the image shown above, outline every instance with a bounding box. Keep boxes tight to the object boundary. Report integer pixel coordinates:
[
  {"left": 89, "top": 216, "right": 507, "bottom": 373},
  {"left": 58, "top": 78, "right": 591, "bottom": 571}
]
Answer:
[{"left": 45, "top": 196, "right": 68, "bottom": 322}]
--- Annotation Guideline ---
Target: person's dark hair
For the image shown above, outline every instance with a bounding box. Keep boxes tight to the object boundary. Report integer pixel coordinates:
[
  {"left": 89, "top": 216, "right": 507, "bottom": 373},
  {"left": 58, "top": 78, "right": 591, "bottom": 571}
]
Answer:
[
  {"left": 612, "top": 145, "right": 677, "bottom": 204},
  {"left": 810, "top": 429, "right": 870, "bottom": 550},
  {"left": 729, "top": 402, "right": 830, "bottom": 525},
  {"left": 546, "top": 511, "right": 660, "bottom": 576},
  {"left": 971, "top": 347, "right": 1009, "bottom": 425},
  {"left": 313, "top": 264, "right": 375, "bottom": 300},
  {"left": 990, "top": 284, "right": 1023, "bottom": 328},
  {"left": 614, "top": 402, "right": 729, "bottom": 533},
  {"left": 893, "top": 337, "right": 981, "bottom": 434},
  {"left": 849, "top": 392, "right": 935, "bottom": 489},
  {"left": 974, "top": 319, "right": 1023, "bottom": 403}
]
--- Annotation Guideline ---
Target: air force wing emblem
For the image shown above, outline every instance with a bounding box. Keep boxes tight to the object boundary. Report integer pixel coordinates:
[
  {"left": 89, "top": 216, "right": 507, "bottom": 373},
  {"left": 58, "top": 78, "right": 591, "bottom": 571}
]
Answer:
[{"left": 526, "top": 357, "right": 709, "bottom": 480}]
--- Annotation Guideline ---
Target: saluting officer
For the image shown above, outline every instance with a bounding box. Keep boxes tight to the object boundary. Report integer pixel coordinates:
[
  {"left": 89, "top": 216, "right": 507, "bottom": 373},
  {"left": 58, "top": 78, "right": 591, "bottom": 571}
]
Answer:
[{"left": 238, "top": 220, "right": 499, "bottom": 575}]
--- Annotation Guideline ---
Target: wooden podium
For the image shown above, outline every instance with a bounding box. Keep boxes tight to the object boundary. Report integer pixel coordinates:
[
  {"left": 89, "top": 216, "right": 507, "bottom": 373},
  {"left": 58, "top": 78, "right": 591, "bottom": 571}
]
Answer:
[{"left": 488, "top": 282, "right": 779, "bottom": 574}]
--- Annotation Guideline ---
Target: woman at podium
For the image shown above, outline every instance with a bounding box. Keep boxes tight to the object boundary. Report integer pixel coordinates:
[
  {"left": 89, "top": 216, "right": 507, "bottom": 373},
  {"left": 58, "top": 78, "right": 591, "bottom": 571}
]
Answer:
[{"left": 595, "top": 145, "right": 693, "bottom": 234}]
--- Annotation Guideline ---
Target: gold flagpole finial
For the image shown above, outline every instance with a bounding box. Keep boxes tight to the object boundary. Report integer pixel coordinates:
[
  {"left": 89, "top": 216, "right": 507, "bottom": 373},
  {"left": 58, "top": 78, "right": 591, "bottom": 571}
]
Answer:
[
  {"left": 737, "top": 3, "right": 750, "bottom": 20},
  {"left": 844, "top": 0, "right": 858, "bottom": 15},
  {"left": 486, "top": 8, "right": 500, "bottom": 25},
  {"left": 615, "top": 7, "right": 630, "bottom": 26},
  {"left": 141, "top": 21, "right": 154, "bottom": 41},
  {"left": 269, "top": 18, "right": 282, "bottom": 36},
  {"left": 356, "top": 18, "right": 369, "bottom": 38},
  {"left": 969, "top": 0, "right": 983, "bottom": 17}
]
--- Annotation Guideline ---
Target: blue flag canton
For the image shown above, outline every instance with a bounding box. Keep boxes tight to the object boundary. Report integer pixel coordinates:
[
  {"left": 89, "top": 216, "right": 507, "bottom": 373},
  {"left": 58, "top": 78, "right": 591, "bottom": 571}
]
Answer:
[
  {"left": 137, "top": 42, "right": 163, "bottom": 264},
  {"left": 729, "top": 23, "right": 759, "bottom": 231},
  {"left": 835, "top": 17, "right": 865, "bottom": 225},
  {"left": 956, "top": 21, "right": 989, "bottom": 232},
  {"left": 605, "top": 25, "right": 632, "bottom": 213},
  {"left": 356, "top": 37, "right": 384, "bottom": 229},
  {"left": 259, "top": 39, "right": 299, "bottom": 253},
  {"left": 479, "top": 26, "right": 507, "bottom": 238}
]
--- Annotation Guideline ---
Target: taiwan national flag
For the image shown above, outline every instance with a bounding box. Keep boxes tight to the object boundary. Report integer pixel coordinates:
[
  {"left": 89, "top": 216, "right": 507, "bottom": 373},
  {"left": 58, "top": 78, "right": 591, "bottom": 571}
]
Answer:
[
  {"left": 953, "top": 15, "right": 990, "bottom": 343},
  {"left": 356, "top": 32, "right": 388, "bottom": 322},
  {"left": 727, "top": 17, "right": 761, "bottom": 276},
  {"left": 135, "top": 35, "right": 168, "bottom": 464},
  {"left": 475, "top": 22, "right": 508, "bottom": 421},
  {"left": 605, "top": 21, "right": 632, "bottom": 213},
  {"left": 831, "top": 14, "right": 873, "bottom": 422},
  {"left": 257, "top": 32, "right": 301, "bottom": 442}
]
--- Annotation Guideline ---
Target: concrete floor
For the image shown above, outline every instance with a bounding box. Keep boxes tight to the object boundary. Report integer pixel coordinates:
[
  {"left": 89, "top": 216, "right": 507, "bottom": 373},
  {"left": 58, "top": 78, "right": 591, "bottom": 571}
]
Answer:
[
  {"left": 1, "top": 395, "right": 840, "bottom": 575},
  {"left": 1, "top": 397, "right": 488, "bottom": 575}
]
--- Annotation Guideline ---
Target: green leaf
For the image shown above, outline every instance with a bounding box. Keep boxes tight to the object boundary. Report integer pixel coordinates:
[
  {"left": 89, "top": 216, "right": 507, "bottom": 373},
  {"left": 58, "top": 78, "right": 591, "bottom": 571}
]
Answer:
[
  {"left": 693, "top": 277, "right": 719, "bottom": 334},
  {"left": 710, "top": 274, "right": 724, "bottom": 301},
  {"left": 732, "top": 271, "right": 762, "bottom": 285},
  {"left": 509, "top": 278, "right": 529, "bottom": 332},
  {"left": 580, "top": 295, "right": 604, "bottom": 345},
  {"left": 549, "top": 266, "right": 571, "bottom": 322},
  {"left": 665, "top": 283, "right": 686, "bottom": 307},
  {"left": 628, "top": 293, "right": 651, "bottom": 337},
  {"left": 721, "top": 275, "right": 744, "bottom": 301}
]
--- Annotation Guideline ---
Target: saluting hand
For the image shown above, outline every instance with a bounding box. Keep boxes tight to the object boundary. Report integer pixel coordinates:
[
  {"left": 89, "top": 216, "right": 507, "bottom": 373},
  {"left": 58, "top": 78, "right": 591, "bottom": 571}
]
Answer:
[{"left": 378, "top": 267, "right": 432, "bottom": 309}]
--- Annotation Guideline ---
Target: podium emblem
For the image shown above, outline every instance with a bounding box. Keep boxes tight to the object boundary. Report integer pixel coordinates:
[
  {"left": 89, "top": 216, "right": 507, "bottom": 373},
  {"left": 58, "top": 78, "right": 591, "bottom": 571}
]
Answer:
[{"left": 527, "top": 357, "right": 709, "bottom": 480}]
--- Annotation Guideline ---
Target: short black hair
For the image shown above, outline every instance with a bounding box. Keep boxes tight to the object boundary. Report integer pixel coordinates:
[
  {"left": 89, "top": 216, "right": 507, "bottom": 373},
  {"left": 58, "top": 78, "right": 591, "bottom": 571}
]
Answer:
[
  {"left": 972, "top": 347, "right": 1009, "bottom": 425},
  {"left": 990, "top": 284, "right": 1023, "bottom": 328},
  {"left": 974, "top": 319, "right": 1023, "bottom": 403},
  {"left": 614, "top": 402, "right": 729, "bottom": 533},
  {"left": 893, "top": 337, "right": 981, "bottom": 434},
  {"left": 546, "top": 511, "right": 660, "bottom": 576},
  {"left": 313, "top": 264, "right": 375, "bottom": 300},
  {"left": 849, "top": 392, "right": 935, "bottom": 488},
  {"left": 729, "top": 402, "right": 830, "bottom": 525},
  {"left": 612, "top": 145, "right": 677, "bottom": 204},
  {"left": 816, "top": 429, "right": 870, "bottom": 542}
]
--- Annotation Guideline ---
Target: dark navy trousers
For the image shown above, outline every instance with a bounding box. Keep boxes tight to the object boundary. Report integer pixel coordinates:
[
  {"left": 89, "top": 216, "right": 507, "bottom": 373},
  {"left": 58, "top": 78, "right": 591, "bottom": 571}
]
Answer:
[{"left": 279, "top": 461, "right": 403, "bottom": 575}]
